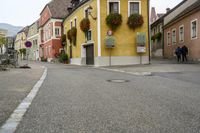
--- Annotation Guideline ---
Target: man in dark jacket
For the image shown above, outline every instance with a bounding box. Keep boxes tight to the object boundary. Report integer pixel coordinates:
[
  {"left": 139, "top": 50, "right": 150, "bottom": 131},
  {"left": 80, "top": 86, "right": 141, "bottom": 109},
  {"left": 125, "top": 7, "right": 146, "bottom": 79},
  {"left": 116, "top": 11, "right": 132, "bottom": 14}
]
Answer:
[
  {"left": 181, "top": 45, "right": 188, "bottom": 62},
  {"left": 175, "top": 46, "right": 182, "bottom": 62}
]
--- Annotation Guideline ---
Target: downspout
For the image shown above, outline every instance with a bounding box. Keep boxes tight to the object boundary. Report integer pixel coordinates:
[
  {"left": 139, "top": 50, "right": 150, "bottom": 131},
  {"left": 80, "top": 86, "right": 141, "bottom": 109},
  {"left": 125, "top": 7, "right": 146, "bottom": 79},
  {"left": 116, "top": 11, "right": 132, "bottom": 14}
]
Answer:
[{"left": 148, "top": 0, "right": 151, "bottom": 63}]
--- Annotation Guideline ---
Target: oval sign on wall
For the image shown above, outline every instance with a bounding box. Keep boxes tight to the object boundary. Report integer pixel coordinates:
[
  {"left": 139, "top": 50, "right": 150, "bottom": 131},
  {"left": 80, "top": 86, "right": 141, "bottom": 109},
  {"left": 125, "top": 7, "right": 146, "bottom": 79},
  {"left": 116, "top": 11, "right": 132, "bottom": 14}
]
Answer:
[{"left": 25, "top": 41, "right": 32, "bottom": 48}]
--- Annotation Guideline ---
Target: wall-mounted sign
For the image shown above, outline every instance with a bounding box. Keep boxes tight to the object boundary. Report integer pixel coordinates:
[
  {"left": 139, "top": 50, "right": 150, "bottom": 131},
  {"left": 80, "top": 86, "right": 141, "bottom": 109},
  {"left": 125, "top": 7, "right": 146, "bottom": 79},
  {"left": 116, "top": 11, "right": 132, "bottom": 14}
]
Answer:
[
  {"left": 105, "top": 36, "right": 115, "bottom": 48},
  {"left": 107, "top": 30, "right": 113, "bottom": 36},
  {"left": 25, "top": 41, "right": 32, "bottom": 48},
  {"left": 137, "top": 46, "right": 146, "bottom": 53},
  {"left": 137, "top": 32, "right": 146, "bottom": 46}
]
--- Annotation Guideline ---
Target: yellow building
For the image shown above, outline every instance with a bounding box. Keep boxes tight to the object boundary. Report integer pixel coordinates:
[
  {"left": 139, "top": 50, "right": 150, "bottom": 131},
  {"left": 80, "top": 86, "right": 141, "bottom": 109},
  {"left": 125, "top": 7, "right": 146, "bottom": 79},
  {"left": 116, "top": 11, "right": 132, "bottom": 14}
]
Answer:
[
  {"left": 15, "top": 26, "right": 29, "bottom": 59},
  {"left": 63, "top": 0, "right": 150, "bottom": 66}
]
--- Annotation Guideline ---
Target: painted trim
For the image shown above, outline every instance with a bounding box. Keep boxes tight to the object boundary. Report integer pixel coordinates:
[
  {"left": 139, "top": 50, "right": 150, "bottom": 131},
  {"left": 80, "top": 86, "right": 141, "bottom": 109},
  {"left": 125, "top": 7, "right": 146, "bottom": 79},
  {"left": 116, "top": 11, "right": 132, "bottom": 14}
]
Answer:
[
  {"left": 97, "top": 0, "right": 101, "bottom": 56},
  {"left": 179, "top": 25, "right": 184, "bottom": 43},
  {"left": 191, "top": 19, "right": 198, "bottom": 40},
  {"left": 107, "top": 0, "right": 121, "bottom": 15},
  {"left": 128, "top": 0, "right": 141, "bottom": 17},
  {"left": 172, "top": 28, "right": 176, "bottom": 45},
  {"left": 167, "top": 31, "right": 171, "bottom": 46}
]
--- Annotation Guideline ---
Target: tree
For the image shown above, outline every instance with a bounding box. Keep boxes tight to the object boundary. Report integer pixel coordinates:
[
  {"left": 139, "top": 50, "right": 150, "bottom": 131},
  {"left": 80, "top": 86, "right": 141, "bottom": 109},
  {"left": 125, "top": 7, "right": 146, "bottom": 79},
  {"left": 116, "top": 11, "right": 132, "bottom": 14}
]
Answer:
[{"left": 0, "top": 37, "right": 7, "bottom": 54}]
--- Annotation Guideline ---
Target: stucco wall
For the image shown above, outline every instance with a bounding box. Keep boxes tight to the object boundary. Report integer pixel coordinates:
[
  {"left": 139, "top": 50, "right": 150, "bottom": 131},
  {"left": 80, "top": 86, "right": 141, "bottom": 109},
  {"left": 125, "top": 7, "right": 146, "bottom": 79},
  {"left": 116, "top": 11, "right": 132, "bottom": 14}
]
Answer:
[
  {"left": 164, "top": 10, "right": 200, "bottom": 60},
  {"left": 100, "top": 0, "right": 149, "bottom": 57},
  {"left": 63, "top": 0, "right": 98, "bottom": 58}
]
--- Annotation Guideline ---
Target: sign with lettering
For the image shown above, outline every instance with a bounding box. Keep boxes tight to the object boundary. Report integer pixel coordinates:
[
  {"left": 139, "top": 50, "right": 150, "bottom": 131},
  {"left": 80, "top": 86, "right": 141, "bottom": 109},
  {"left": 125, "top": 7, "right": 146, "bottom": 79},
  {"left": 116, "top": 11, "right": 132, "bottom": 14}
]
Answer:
[
  {"left": 137, "top": 46, "right": 146, "bottom": 53},
  {"left": 136, "top": 32, "right": 146, "bottom": 45},
  {"left": 105, "top": 36, "right": 116, "bottom": 48}
]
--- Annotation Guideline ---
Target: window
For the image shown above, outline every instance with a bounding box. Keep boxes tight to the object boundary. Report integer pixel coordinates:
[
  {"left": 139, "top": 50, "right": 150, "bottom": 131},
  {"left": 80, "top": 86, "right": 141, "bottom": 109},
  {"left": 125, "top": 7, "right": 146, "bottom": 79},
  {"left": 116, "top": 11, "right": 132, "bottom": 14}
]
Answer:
[
  {"left": 128, "top": 1, "right": 141, "bottom": 16},
  {"left": 55, "top": 28, "right": 60, "bottom": 36},
  {"left": 172, "top": 29, "right": 176, "bottom": 44},
  {"left": 179, "top": 25, "right": 184, "bottom": 42},
  {"left": 167, "top": 32, "right": 171, "bottom": 45},
  {"left": 87, "top": 30, "right": 92, "bottom": 41},
  {"left": 85, "top": 9, "right": 89, "bottom": 18},
  {"left": 108, "top": 1, "right": 119, "bottom": 14},
  {"left": 74, "top": 18, "right": 77, "bottom": 28},
  {"left": 70, "top": 21, "right": 73, "bottom": 29},
  {"left": 191, "top": 19, "right": 198, "bottom": 39}
]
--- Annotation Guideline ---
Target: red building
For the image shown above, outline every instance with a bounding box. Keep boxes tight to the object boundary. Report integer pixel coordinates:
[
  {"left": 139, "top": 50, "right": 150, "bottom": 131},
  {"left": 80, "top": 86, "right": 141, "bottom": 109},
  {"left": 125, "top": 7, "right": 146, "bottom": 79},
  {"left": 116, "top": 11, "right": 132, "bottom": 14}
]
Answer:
[
  {"left": 164, "top": 0, "right": 200, "bottom": 61},
  {"left": 39, "top": 0, "right": 70, "bottom": 61}
]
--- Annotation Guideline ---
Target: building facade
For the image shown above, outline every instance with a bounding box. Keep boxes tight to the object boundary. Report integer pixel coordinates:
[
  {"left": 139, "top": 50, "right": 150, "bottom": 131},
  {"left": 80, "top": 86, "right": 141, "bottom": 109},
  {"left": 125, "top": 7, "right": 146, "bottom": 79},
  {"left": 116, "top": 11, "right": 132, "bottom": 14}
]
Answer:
[
  {"left": 27, "top": 21, "right": 39, "bottom": 60},
  {"left": 0, "top": 29, "right": 8, "bottom": 54},
  {"left": 64, "top": 0, "right": 150, "bottom": 66},
  {"left": 14, "top": 26, "right": 29, "bottom": 59},
  {"left": 164, "top": 0, "right": 200, "bottom": 61},
  {"left": 38, "top": 0, "right": 71, "bottom": 62}
]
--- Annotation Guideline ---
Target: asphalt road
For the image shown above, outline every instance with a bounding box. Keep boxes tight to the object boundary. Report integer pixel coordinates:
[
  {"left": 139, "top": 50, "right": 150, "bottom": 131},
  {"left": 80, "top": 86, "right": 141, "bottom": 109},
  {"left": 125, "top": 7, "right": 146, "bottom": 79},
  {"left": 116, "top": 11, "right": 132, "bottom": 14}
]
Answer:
[{"left": 13, "top": 63, "right": 200, "bottom": 133}]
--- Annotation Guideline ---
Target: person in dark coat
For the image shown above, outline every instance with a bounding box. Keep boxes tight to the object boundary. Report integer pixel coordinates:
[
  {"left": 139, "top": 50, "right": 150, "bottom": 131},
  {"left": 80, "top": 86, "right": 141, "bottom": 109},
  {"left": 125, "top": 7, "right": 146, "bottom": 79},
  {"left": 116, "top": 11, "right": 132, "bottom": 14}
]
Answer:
[
  {"left": 175, "top": 46, "right": 182, "bottom": 62},
  {"left": 181, "top": 45, "right": 188, "bottom": 62}
]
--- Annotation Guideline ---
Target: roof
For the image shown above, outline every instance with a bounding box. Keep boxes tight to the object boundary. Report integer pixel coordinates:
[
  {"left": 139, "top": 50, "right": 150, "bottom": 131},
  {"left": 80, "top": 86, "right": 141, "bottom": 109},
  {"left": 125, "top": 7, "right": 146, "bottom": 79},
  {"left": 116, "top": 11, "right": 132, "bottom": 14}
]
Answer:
[
  {"left": 164, "top": 0, "right": 200, "bottom": 28},
  {"left": 17, "top": 26, "right": 29, "bottom": 36},
  {"left": 157, "top": 13, "right": 165, "bottom": 18},
  {"left": 41, "top": 0, "right": 71, "bottom": 19}
]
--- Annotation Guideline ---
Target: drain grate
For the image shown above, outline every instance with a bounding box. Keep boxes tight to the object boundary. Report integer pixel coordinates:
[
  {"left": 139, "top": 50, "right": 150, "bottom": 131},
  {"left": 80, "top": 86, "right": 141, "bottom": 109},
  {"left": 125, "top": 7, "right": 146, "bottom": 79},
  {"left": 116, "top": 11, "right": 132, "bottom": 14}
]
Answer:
[{"left": 107, "top": 79, "right": 130, "bottom": 83}]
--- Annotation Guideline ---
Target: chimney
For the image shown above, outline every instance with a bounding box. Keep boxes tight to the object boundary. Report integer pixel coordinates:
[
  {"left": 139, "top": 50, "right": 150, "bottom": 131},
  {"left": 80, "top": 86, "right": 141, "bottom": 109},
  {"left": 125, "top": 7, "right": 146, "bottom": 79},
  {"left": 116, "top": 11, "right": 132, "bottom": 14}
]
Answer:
[
  {"left": 166, "top": 8, "right": 170, "bottom": 13},
  {"left": 67, "top": 5, "right": 73, "bottom": 13}
]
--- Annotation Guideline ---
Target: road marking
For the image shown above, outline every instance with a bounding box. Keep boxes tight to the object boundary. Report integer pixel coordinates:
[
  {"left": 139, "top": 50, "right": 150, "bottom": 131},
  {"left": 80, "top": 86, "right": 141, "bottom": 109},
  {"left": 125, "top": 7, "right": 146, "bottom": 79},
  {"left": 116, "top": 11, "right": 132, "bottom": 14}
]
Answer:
[
  {"left": 0, "top": 66, "right": 47, "bottom": 133},
  {"left": 97, "top": 67, "right": 152, "bottom": 76}
]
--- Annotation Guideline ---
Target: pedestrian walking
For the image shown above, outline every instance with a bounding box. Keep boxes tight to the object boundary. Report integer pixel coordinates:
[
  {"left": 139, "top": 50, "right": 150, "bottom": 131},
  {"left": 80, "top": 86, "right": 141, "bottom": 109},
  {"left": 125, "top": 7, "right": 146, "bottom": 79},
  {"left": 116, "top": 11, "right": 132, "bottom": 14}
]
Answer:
[
  {"left": 175, "top": 46, "right": 182, "bottom": 62},
  {"left": 181, "top": 45, "right": 188, "bottom": 62}
]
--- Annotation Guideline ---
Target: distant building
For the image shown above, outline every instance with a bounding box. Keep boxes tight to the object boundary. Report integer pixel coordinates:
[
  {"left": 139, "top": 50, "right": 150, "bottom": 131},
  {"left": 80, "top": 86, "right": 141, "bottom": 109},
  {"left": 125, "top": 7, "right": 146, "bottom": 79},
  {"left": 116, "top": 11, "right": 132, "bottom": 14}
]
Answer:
[
  {"left": 150, "top": 7, "right": 167, "bottom": 57},
  {"left": 163, "top": 0, "right": 200, "bottom": 61},
  {"left": 38, "top": 0, "right": 71, "bottom": 62},
  {"left": 27, "top": 21, "right": 39, "bottom": 61},
  {"left": 14, "top": 26, "right": 29, "bottom": 59},
  {"left": 0, "top": 29, "right": 8, "bottom": 54}
]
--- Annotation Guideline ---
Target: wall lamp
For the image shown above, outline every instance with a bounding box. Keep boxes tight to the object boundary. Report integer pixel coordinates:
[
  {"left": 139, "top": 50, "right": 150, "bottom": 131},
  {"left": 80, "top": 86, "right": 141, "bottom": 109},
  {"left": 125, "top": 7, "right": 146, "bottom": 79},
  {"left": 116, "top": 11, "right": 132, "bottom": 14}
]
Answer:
[{"left": 87, "top": 5, "right": 97, "bottom": 20}]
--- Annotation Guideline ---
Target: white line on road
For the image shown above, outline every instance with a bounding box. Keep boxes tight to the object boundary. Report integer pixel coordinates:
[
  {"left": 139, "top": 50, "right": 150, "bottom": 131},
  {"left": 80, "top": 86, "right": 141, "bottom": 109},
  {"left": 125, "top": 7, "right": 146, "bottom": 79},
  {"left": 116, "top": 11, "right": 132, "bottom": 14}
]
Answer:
[{"left": 0, "top": 66, "right": 47, "bottom": 133}]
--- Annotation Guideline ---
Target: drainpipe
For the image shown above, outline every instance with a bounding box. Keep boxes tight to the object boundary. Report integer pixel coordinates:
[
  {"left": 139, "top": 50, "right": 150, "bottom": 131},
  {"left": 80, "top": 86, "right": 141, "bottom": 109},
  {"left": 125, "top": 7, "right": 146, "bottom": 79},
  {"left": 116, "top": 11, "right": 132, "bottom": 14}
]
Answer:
[{"left": 148, "top": 0, "right": 151, "bottom": 63}]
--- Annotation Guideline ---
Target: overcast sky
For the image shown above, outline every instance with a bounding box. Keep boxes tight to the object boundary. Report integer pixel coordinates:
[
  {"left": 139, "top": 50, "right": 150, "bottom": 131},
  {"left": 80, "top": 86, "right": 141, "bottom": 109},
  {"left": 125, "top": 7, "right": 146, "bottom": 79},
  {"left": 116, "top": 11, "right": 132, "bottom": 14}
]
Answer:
[{"left": 0, "top": 0, "right": 183, "bottom": 27}]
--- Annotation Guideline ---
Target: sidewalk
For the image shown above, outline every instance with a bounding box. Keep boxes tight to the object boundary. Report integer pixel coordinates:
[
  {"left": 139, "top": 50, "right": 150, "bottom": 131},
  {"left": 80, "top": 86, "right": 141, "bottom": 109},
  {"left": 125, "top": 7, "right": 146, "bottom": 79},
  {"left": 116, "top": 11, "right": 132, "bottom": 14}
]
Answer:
[
  {"left": 100, "top": 58, "right": 200, "bottom": 76},
  {"left": 0, "top": 62, "right": 44, "bottom": 126}
]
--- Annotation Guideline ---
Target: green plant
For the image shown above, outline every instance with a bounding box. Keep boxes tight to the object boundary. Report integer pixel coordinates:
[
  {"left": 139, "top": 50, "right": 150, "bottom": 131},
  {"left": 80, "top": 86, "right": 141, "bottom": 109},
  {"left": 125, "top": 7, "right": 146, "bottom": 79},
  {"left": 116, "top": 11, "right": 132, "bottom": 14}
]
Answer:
[
  {"left": 67, "top": 29, "right": 72, "bottom": 43},
  {"left": 127, "top": 14, "right": 144, "bottom": 30},
  {"left": 41, "top": 57, "right": 47, "bottom": 62},
  {"left": 19, "top": 48, "right": 26, "bottom": 55},
  {"left": 80, "top": 18, "right": 90, "bottom": 33},
  {"left": 61, "top": 34, "right": 66, "bottom": 46},
  {"left": 59, "top": 53, "right": 68, "bottom": 63},
  {"left": 154, "top": 32, "right": 162, "bottom": 40},
  {"left": 106, "top": 13, "right": 122, "bottom": 31},
  {"left": 71, "top": 27, "right": 77, "bottom": 46}
]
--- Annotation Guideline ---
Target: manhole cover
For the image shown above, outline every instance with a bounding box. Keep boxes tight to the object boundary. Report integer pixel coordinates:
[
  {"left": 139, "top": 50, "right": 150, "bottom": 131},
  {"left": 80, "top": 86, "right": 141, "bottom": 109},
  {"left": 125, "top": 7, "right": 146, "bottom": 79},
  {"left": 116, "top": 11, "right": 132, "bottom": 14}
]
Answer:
[{"left": 107, "top": 79, "right": 130, "bottom": 83}]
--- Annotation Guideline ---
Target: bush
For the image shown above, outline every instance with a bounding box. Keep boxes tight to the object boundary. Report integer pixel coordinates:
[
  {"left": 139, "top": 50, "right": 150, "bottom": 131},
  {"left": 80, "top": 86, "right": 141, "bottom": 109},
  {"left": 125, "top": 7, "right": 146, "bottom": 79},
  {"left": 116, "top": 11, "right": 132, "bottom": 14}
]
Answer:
[
  {"left": 67, "top": 30, "right": 72, "bottom": 43},
  {"left": 106, "top": 13, "right": 122, "bottom": 31},
  {"left": 127, "top": 14, "right": 144, "bottom": 30},
  {"left": 155, "top": 32, "right": 162, "bottom": 40},
  {"left": 59, "top": 53, "right": 68, "bottom": 63},
  {"left": 80, "top": 18, "right": 90, "bottom": 33},
  {"left": 41, "top": 57, "right": 47, "bottom": 62},
  {"left": 71, "top": 27, "right": 77, "bottom": 46}
]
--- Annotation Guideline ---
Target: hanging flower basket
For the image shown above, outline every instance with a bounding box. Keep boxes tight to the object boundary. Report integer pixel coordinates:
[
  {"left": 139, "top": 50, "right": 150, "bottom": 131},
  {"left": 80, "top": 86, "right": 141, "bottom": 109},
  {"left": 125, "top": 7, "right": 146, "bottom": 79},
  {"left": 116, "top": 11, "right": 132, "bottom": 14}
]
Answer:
[
  {"left": 106, "top": 13, "right": 122, "bottom": 31},
  {"left": 127, "top": 14, "right": 144, "bottom": 30},
  {"left": 67, "top": 29, "right": 72, "bottom": 43},
  {"left": 80, "top": 18, "right": 90, "bottom": 33},
  {"left": 70, "top": 27, "right": 77, "bottom": 46}
]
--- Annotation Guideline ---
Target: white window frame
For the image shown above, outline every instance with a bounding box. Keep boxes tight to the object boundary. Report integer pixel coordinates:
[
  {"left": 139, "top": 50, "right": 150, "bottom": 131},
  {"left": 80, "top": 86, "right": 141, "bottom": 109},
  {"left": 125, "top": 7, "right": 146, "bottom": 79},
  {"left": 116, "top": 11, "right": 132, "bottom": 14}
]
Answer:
[
  {"left": 55, "top": 26, "right": 61, "bottom": 37},
  {"left": 172, "top": 29, "right": 176, "bottom": 44},
  {"left": 107, "top": 0, "right": 120, "bottom": 15},
  {"left": 179, "top": 25, "right": 184, "bottom": 43},
  {"left": 128, "top": 0, "right": 141, "bottom": 17},
  {"left": 167, "top": 31, "right": 171, "bottom": 46},
  {"left": 70, "top": 20, "right": 73, "bottom": 29},
  {"left": 191, "top": 19, "right": 198, "bottom": 40}
]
